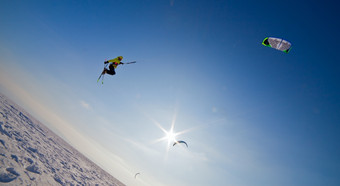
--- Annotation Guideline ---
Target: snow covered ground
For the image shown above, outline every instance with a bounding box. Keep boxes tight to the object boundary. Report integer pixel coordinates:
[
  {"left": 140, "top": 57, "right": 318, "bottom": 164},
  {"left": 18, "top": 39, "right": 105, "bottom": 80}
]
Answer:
[{"left": 0, "top": 93, "right": 125, "bottom": 185}]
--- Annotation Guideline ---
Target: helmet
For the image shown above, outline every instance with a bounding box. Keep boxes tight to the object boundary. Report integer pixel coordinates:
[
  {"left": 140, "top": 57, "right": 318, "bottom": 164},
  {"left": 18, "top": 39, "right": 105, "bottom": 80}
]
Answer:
[{"left": 118, "top": 56, "right": 123, "bottom": 61}]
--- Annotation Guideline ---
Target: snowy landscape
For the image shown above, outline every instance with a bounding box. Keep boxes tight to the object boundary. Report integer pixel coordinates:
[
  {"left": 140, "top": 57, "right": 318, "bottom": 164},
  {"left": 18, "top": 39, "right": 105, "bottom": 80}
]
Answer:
[{"left": 0, "top": 93, "right": 125, "bottom": 185}]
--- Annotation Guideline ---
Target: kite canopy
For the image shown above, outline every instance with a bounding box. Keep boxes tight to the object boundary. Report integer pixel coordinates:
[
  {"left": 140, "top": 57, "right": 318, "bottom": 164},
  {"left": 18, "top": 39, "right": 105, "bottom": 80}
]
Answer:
[
  {"left": 173, "top": 140, "right": 188, "bottom": 147},
  {"left": 135, "top": 173, "right": 140, "bottom": 178},
  {"left": 262, "top": 37, "right": 292, "bottom": 53}
]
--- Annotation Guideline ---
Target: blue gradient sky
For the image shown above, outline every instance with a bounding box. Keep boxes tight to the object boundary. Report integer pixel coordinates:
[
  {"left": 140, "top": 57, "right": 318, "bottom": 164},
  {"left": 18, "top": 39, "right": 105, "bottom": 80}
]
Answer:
[{"left": 1, "top": 0, "right": 340, "bottom": 185}]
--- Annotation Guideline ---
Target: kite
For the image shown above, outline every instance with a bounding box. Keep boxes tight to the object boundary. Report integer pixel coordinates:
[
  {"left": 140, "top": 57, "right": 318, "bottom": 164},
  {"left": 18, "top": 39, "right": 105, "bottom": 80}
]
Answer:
[
  {"left": 262, "top": 37, "right": 292, "bottom": 53},
  {"left": 173, "top": 140, "right": 188, "bottom": 148}
]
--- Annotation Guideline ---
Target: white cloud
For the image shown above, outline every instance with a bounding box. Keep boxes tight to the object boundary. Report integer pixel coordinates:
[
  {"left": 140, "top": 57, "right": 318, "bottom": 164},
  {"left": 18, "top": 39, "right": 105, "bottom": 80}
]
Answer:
[
  {"left": 80, "top": 100, "right": 91, "bottom": 110},
  {"left": 125, "top": 138, "right": 160, "bottom": 157},
  {"left": 212, "top": 106, "right": 218, "bottom": 113}
]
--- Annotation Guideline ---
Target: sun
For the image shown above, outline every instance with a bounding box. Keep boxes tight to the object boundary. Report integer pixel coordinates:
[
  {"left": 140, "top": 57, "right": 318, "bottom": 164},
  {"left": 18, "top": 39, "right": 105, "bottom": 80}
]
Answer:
[
  {"left": 165, "top": 128, "right": 177, "bottom": 145},
  {"left": 147, "top": 107, "right": 195, "bottom": 154},
  {"left": 152, "top": 121, "right": 179, "bottom": 148}
]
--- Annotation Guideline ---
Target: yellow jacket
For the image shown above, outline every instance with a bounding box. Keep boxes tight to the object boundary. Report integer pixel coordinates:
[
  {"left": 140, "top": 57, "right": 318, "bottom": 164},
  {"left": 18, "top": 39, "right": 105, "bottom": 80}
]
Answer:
[{"left": 107, "top": 56, "right": 123, "bottom": 69}]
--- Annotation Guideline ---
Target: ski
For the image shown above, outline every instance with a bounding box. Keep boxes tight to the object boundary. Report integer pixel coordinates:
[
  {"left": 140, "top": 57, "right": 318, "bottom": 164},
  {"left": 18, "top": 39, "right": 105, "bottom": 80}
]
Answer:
[
  {"left": 97, "top": 73, "right": 104, "bottom": 84},
  {"left": 97, "top": 64, "right": 108, "bottom": 84}
]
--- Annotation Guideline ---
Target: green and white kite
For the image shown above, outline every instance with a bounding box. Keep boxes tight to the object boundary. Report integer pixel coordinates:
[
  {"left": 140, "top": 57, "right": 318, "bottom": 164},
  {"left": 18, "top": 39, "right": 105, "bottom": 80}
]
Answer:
[{"left": 262, "top": 37, "right": 292, "bottom": 53}]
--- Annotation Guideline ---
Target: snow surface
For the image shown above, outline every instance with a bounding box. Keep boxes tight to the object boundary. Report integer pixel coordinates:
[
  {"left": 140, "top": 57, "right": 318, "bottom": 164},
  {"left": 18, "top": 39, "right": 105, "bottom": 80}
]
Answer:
[{"left": 0, "top": 93, "right": 125, "bottom": 186}]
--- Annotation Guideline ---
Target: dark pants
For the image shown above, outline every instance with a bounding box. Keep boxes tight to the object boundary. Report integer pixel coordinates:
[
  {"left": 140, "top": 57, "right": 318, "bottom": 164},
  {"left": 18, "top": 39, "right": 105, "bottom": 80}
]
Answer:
[{"left": 106, "top": 64, "right": 116, "bottom": 75}]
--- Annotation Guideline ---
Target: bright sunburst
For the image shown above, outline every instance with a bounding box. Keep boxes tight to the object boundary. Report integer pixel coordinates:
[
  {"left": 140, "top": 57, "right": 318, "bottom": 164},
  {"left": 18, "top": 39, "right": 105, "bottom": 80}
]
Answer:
[
  {"left": 152, "top": 119, "right": 180, "bottom": 149},
  {"left": 150, "top": 109, "right": 192, "bottom": 153},
  {"left": 165, "top": 129, "right": 177, "bottom": 144}
]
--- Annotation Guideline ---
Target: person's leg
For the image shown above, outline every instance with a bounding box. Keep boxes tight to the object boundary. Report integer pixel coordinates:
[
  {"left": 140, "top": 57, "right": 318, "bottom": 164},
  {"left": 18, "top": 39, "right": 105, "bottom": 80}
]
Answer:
[{"left": 106, "top": 64, "right": 116, "bottom": 75}]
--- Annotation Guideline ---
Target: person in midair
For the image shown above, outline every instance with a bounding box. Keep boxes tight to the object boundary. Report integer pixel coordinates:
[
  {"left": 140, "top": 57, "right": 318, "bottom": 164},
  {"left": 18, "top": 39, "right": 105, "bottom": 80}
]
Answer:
[{"left": 102, "top": 56, "right": 124, "bottom": 75}]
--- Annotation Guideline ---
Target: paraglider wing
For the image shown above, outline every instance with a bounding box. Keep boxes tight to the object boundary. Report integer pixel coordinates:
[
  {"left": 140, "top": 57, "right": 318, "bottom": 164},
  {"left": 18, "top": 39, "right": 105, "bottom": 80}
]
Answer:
[
  {"left": 262, "top": 37, "right": 292, "bottom": 53},
  {"left": 135, "top": 173, "right": 140, "bottom": 178},
  {"left": 173, "top": 140, "right": 188, "bottom": 147}
]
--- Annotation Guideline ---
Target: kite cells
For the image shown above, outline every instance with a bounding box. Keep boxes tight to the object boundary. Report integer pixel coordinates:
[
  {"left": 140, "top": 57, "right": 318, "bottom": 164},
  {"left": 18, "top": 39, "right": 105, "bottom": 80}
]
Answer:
[{"left": 262, "top": 37, "right": 292, "bottom": 53}]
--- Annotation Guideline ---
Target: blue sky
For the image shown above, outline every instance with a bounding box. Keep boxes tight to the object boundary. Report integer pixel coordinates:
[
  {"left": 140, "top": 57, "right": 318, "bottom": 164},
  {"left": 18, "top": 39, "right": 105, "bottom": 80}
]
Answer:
[{"left": 1, "top": 0, "right": 340, "bottom": 185}]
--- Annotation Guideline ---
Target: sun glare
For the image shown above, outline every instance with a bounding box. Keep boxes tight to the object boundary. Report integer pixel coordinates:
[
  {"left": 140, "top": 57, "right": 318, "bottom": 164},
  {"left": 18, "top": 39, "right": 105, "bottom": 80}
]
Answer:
[
  {"left": 148, "top": 107, "right": 198, "bottom": 155},
  {"left": 165, "top": 129, "right": 177, "bottom": 144}
]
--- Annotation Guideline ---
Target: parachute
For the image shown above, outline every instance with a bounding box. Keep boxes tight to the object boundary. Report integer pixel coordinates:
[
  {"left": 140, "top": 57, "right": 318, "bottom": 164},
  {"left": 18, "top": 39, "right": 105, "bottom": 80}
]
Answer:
[
  {"left": 262, "top": 37, "right": 292, "bottom": 53},
  {"left": 173, "top": 140, "right": 188, "bottom": 147},
  {"left": 135, "top": 173, "right": 140, "bottom": 178}
]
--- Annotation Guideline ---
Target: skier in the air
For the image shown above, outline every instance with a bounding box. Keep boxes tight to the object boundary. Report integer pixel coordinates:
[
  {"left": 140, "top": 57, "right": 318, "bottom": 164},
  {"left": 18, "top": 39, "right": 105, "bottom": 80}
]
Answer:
[{"left": 101, "top": 56, "right": 124, "bottom": 76}]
